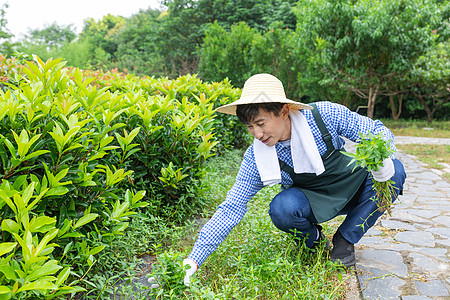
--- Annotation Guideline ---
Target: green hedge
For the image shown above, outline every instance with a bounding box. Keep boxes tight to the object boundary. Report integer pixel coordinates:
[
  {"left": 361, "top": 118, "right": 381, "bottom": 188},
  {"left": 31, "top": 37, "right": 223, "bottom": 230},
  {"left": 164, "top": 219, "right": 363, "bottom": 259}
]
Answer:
[{"left": 0, "top": 55, "right": 246, "bottom": 298}]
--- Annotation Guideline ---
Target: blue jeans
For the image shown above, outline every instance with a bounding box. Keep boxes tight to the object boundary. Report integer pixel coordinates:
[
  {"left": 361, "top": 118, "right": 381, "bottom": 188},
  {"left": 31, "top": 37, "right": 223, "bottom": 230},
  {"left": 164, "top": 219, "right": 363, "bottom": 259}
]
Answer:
[{"left": 268, "top": 159, "right": 406, "bottom": 247}]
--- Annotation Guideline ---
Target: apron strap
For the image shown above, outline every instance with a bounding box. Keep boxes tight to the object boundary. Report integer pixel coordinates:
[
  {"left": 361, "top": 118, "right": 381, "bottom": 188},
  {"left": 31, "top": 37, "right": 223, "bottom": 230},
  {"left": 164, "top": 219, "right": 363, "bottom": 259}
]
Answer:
[
  {"left": 310, "top": 103, "right": 334, "bottom": 152},
  {"left": 279, "top": 159, "right": 294, "bottom": 176}
]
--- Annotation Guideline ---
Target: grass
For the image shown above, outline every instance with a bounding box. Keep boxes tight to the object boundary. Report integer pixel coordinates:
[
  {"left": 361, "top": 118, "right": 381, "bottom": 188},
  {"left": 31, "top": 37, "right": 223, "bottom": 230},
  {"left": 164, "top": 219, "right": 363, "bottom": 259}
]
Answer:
[
  {"left": 140, "top": 149, "right": 353, "bottom": 299},
  {"left": 380, "top": 118, "right": 450, "bottom": 181},
  {"left": 381, "top": 119, "right": 450, "bottom": 138},
  {"left": 196, "top": 186, "right": 348, "bottom": 299},
  {"left": 397, "top": 144, "right": 450, "bottom": 181}
]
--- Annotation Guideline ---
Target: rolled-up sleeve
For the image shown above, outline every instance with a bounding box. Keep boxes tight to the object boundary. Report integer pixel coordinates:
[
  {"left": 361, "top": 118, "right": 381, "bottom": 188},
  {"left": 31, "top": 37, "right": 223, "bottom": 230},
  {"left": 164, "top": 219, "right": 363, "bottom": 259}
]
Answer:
[{"left": 317, "top": 102, "right": 397, "bottom": 155}]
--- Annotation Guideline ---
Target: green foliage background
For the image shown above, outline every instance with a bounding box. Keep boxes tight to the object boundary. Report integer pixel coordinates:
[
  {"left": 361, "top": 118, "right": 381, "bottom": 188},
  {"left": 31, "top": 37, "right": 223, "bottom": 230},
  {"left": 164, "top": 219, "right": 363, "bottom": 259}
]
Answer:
[{"left": 1, "top": 0, "right": 449, "bottom": 120}]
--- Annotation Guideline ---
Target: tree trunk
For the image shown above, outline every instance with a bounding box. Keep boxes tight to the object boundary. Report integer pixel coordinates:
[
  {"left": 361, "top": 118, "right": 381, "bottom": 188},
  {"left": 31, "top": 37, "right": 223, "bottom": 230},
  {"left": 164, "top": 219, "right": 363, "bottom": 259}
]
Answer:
[
  {"left": 343, "top": 89, "right": 351, "bottom": 107},
  {"left": 366, "top": 83, "right": 380, "bottom": 119},
  {"left": 389, "top": 94, "right": 403, "bottom": 121},
  {"left": 415, "top": 91, "right": 434, "bottom": 122}
]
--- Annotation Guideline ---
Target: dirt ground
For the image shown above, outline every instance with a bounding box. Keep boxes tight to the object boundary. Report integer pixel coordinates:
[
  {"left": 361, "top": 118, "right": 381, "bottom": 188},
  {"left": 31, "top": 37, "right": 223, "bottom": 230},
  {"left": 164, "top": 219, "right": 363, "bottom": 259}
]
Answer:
[{"left": 345, "top": 270, "right": 362, "bottom": 299}]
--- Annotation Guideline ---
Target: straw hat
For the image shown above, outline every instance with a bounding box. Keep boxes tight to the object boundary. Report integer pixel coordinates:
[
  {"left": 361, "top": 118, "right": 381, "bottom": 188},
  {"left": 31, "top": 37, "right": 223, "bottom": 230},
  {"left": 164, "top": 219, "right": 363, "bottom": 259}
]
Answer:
[{"left": 216, "top": 73, "right": 312, "bottom": 115}]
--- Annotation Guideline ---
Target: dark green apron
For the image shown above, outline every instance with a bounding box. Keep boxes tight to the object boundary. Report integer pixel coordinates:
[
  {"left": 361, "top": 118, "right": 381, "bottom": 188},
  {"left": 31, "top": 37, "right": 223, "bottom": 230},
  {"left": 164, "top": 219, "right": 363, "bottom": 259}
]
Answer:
[{"left": 279, "top": 104, "right": 368, "bottom": 223}]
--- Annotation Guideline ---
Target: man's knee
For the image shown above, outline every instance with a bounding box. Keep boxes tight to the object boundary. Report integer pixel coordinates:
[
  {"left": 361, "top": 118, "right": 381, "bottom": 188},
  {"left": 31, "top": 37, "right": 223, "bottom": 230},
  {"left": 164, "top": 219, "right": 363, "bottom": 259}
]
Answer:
[{"left": 269, "top": 188, "right": 311, "bottom": 229}]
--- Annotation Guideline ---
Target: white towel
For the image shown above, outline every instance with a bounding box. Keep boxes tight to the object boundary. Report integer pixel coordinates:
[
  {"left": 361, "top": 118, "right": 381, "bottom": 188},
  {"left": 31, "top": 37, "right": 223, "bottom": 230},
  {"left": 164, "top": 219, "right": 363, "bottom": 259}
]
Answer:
[{"left": 254, "top": 110, "right": 325, "bottom": 186}]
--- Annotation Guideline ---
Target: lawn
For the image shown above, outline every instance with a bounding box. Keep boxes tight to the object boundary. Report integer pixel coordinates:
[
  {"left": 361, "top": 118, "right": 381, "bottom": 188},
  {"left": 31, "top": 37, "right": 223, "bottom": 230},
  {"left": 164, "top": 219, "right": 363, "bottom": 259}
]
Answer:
[
  {"left": 381, "top": 119, "right": 450, "bottom": 181},
  {"left": 396, "top": 144, "right": 450, "bottom": 181},
  {"left": 381, "top": 119, "right": 450, "bottom": 138}
]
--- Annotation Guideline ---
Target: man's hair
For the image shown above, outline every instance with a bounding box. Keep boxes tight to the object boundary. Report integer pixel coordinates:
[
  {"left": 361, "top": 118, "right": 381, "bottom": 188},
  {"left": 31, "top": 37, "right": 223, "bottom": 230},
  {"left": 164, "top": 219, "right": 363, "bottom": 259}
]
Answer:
[{"left": 236, "top": 102, "right": 285, "bottom": 124}]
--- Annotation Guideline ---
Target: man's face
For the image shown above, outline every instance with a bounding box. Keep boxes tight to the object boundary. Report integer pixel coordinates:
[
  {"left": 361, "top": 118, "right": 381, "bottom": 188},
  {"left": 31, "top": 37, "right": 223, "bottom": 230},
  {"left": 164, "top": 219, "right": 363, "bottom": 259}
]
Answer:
[{"left": 245, "top": 105, "right": 291, "bottom": 147}]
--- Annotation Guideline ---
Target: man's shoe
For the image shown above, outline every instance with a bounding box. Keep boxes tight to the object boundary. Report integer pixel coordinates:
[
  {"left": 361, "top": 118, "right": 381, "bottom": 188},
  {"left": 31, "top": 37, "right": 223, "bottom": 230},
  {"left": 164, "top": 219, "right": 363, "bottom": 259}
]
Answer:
[
  {"left": 312, "top": 224, "right": 331, "bottom": 250},
  {"left": 330, "top": 230, "right": 355, "bottom": 267}
]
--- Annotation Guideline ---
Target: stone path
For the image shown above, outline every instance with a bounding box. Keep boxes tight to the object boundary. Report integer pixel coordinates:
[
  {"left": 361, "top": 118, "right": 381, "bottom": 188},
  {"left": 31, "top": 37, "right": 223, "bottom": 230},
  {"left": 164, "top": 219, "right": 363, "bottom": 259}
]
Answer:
[
  {"left": 348, "top": 137, "right": 450, "bottom": 299},
  {"left": 393, "top": 136, "right": 450, "bottom": 146}
]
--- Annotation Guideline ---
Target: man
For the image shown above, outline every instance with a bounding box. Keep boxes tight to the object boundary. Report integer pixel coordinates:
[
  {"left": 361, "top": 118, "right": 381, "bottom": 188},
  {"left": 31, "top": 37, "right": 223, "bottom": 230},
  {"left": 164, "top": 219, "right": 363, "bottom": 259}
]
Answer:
[{"left": 150, "top": 73, "right": 406, "bottom": 287}]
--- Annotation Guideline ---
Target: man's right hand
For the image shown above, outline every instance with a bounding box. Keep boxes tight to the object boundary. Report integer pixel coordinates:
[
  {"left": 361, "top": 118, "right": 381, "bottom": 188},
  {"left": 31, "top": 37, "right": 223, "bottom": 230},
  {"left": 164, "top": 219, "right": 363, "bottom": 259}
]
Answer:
[
  {"left": 147, "top": 258, "right": 198, "bottom": 288},
  {"left": 182, "top": 258, "right": 198, "bottom": 287}
]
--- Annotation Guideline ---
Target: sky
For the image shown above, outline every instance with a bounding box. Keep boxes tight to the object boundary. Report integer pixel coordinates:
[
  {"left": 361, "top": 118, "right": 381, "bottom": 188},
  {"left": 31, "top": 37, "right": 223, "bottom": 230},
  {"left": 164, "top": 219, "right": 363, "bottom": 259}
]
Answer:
[{"left": 2, "top": 0, "right": 161, "bottom": 40}]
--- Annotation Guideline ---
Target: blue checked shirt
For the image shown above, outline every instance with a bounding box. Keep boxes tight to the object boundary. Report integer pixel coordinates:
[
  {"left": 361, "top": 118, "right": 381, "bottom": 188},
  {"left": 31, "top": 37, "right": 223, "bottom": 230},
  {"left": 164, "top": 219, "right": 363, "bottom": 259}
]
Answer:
[{"left": 189, "top": 101, "right": 395, "bottom": 266}]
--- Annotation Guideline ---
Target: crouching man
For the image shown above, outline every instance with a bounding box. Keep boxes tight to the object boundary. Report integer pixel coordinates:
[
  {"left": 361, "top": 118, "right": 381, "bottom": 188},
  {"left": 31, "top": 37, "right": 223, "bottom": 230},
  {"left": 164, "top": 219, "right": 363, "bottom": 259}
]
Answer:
[{"left": 151, "top": 73, "right": 406, "bottom": 287}]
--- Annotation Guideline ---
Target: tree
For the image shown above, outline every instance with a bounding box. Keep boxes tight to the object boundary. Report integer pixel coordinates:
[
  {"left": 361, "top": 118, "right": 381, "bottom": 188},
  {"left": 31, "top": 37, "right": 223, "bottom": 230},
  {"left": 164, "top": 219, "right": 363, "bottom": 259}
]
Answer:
[
  {"left": 408, "top": 40, "right": 450, "bottom": 122},
  {"left": 25, "top": 23, "right": 77, "bottom": 49},
  {"left": 79, "top": 14, "right": 126, "bottom": 62},
  {"left": 0, "top": 3, "right": 15, "bottom": 55},
  {"left": 154, "top": 0, "right": 205, "bottom": 76},
  {"left": 250, "top": 22, "right": 303, "bottom": 99},
  {"left": 133, "top": 0, "right": 300, "bottom": 77},
  {"left": 0, "top": 3, "right": 11, "bottom": 40},
  {"left": 15, "top": 23, "right": 77, "bottom": 60},
  {"left": 115, "top": 8, "right": 167, "bottom": 76},
  {"left": 198, "top": 21, "right": 257, "bottom": 87},
  {"left": 295, "top": 0, "right": 444, "bottom": 119},
  {"left": 194, "top": 0, "right": 298, "bottom": 31}
]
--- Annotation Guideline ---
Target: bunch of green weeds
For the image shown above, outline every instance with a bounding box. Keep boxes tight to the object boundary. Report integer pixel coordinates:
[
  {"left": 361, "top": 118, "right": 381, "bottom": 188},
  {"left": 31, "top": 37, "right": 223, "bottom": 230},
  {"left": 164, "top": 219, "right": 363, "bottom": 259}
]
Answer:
[{"left": 345, "top": 132, "right": 398, "bottom": 230}]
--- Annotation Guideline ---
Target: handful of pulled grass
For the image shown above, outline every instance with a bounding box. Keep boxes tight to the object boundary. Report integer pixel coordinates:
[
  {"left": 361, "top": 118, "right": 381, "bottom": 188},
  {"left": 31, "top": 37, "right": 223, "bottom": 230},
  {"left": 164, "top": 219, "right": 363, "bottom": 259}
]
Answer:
[{"left": 345, "top": 132, "right": 397, "bottom": 215}]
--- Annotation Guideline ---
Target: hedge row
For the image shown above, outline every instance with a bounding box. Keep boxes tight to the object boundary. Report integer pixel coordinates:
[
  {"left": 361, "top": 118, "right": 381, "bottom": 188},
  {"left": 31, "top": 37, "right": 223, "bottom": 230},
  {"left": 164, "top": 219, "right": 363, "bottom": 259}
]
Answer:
[{"left": 0, "top": 55, "right": 246, "bottom": 298}]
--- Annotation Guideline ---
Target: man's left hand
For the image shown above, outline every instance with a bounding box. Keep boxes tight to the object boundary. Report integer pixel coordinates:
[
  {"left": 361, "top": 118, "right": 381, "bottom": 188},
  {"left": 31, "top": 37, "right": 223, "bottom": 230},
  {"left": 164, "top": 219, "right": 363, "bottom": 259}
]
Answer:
[{"left": 371, "top": 158, "right": 395, "bottom": 182}]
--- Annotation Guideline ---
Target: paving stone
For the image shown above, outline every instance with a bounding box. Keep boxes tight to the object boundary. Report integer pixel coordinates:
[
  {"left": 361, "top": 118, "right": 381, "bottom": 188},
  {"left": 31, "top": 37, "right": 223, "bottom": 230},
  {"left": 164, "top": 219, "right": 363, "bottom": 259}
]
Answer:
[
  {"left": 435, "top": 238, "right": 450, "bottom": 247},
  {"left": 398, "top": 194, "right": 418, "bottom": 203},
  {"left": 432, "top": 181, "right": 450, "bottom": 188},
  {"left": 422, "top": 206, "right": 450, "bottom": 213},
  {"left": 414, "top": 179, "right": 435, "bottom": 186},
  {"left": 394, "top": 231, "right": 435, "bottom": 247},
  {"left": 362, "top": 241, "right": 448, "bottom": 260},
  {"left": 393, "top": 203, "right": 410, "bottom": 210},
  {"left": 357, "top": 249, "right": 408, "bottom": 277},
  {"left": 411, "top": 248, "right": 449, "bottom": 260},
  {"left": 354, "top": 138, "right": 450, "bottom": 299},
  {"left": 420, "top": 199, "right": 450, "bottom": 205},
  {"left": 357, "top": 266, "right": 405, "bottom": 300},
  {"left": 359, "top": 236, "right": 394, "bottom": 246},
  {"left": 444, "top": 278, "right": 450, "bottom": 287},
  {"left": 365, "top": 227, "right": 383, "bottom": 236},
  {"left": 409, "top": 253, "right": 441, "bottom": 273},
  {"left": 431, "top": 169, "right": 445, "bottom": 176},
  {"left": 404, "top": 209, "right": 441, "bottom": 219},
  {"left": 404, "top": 159, "right": 424, "bottom": 166},
  {"left": 381, "top": 219, "right": 417, "bottom": 231},
  {"left": 432, "top": 216, "right": 450, "bottom": 226},
  {"left": 402, "top": 296, "right": 433, "bottom": 300},
  {"left": 414, "top": 224, "right": 432, "bottom": 230},
  {"left": 408, "top": 189, "right": 446, "bottom": 197},
  {"left": 405, "top": 169, "right": 423, "bottom": 175},
  {"left": 414, "top": 172, "right": 443, "bottom": 180},
  {"left": 414, "top": 195, "right": 448, "bottom": 202},
  {"left": 389, "top": 211, "right": 433, "bottom": 225},
  {"left": 415, "top": 280, "right": 449, "bottom": 297}
]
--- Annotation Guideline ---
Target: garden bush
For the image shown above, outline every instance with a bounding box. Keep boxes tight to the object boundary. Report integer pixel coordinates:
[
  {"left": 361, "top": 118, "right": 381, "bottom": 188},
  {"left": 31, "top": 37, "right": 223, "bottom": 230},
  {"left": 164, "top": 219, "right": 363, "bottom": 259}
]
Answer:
[
  {"left": 77, "top": 67, "right": 250, "bottom": 151},
  {"left": 0, "top": 55, "right": 246, "bottom": 298}
]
